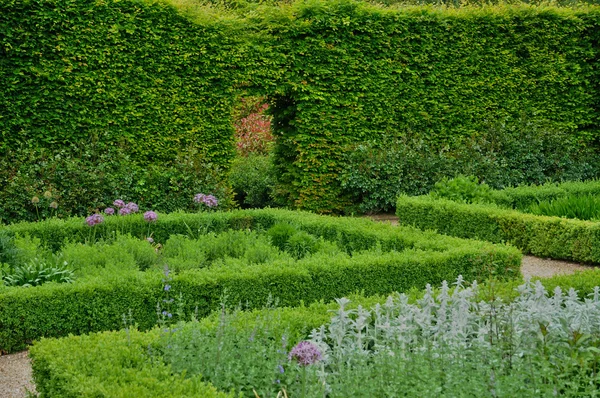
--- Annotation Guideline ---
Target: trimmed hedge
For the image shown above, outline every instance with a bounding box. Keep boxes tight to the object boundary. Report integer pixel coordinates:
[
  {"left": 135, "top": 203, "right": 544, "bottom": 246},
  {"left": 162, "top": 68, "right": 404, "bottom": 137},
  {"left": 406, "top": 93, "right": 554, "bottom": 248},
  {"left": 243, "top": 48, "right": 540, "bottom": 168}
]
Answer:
[
  {"left": 263, "top": 2, "right": 600, "bottom": 212},
  {"left": 396, "top": 195, "right": 600, "bottom": 263},
  {"left": 30, "top": 269, "right": 600, "bottom": 397},
  {"left": 0, "top": 209, "right": 521, "bottom": 353},
  {"left": 489, "top": 179, "right": 600, "bottom": 210},
  {"left": 0, "top": 0, "right": 242, "bottom": 165}
]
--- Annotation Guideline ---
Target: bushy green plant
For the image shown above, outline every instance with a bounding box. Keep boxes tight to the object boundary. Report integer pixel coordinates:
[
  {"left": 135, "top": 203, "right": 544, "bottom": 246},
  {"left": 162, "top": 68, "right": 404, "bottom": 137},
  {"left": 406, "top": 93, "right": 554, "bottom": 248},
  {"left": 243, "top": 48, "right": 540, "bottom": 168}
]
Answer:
[
  {"left": 229, "top": 154, "right": 277, "bottom": 209},
  {"left": 0, "top": 145, "right": 234, "bottom": 224},
  {"left": 0, "top": 230, "right": 19, "bottom": 266},
  {"left": 285, "top": 230, "right": 319, "bottom": 260},
  {"left": 340, "top": 122, "right": 600, "bottom": 213},
  {"left": 3, "top": 255, "right": 74, "bottom": 287},
  {"left": 430, "top": 175, "right": 494, "bottom": 204},
  {"left": 266, "top": 223, "right": 298, "bottom": 251},
  {"left": 527, "top": 194, "right": 600, "bottom": 221}
]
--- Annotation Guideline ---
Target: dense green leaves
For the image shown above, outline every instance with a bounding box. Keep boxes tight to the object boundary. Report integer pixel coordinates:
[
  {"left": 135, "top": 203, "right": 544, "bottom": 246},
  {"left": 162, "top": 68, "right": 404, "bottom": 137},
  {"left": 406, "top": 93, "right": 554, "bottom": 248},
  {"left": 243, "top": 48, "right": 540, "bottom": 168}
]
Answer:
[
  {"left": 0, "top": 209, "right": 520, "bottom": 353},
  {"left": 260, "top": 2, "right": 600, "bottom": 212}
]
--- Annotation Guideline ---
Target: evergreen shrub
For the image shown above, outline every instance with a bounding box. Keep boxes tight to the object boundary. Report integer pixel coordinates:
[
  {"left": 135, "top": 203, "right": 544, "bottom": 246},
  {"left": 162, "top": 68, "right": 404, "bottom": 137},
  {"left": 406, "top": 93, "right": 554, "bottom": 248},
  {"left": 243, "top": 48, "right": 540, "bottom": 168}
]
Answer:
[{"left": 0, "top": 209, "right": 520, "bottom": 353}]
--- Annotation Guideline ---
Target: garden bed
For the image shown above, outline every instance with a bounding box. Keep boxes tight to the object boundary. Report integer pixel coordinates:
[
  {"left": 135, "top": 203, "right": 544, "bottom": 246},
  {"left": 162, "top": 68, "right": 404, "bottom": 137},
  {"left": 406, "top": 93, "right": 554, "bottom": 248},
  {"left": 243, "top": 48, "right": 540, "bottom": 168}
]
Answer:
[
  {"left": 29, "top": 271, "right": 600, "bottom": 397},
  {"left": 0, "top": 209, "right": 520, "bottom": 353}
]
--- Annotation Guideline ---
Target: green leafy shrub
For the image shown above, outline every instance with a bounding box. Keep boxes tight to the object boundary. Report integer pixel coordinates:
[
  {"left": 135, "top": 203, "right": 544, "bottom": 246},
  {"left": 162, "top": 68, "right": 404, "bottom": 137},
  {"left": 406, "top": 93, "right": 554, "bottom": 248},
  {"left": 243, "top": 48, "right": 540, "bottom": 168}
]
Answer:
[
  {"left": 490, "top": 179, "right": 600, "bottom": 211},
  {"left": 430, "top": 175, "right": 494, "bottom": 204},
  {"left": 285, "top": 230, "right": 319, "bottom": 259},
  {"left": 229, "top": 154, "right": 277, "bottom": 209},
  {"left": 527, "top": 194, "right": 600, "bottom": 221},
  {"left": 3, "top": 255, "right": 74, "bottom": 287},
  {"left": 339, "top": 123, "right": 600, "bottom": 214},
  {"left": 0, "top": 146, "right": 234, "bottom": 224},
  {"left": 266, "top": 223, "right": 298, "bottom": 251}
]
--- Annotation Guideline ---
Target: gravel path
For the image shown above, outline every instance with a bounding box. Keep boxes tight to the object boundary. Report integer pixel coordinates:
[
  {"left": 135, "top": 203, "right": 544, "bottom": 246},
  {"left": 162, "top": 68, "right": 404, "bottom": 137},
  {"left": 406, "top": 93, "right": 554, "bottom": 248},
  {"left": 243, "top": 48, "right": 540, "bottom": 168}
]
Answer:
[
  {"left": 0, "top": 351, "right": 35, "bottom": 398},
  {"left": 1, "top": 215, "right": 597, "bottom": 398}
]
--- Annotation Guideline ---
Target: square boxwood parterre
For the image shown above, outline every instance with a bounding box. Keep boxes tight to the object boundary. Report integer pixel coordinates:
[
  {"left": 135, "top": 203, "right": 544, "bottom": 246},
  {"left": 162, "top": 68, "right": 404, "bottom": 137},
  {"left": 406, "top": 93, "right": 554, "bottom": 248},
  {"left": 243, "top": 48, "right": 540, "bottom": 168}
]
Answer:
[
  {"left": 0, "top": 209, "right": 521, "bottom": 353},
  {"left": 396, "top": 195, "right": 600, "bottom": 264},
  {"left": 29, "top": 268, "right": 600, "bottom": 397}
]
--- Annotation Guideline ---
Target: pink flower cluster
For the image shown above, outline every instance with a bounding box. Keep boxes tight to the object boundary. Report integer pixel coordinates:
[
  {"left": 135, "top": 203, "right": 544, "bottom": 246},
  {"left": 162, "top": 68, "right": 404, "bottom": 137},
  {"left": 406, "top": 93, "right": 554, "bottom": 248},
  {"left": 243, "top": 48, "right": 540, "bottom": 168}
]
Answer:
[
  {"left": 105, "top": 200, "right": 140, "bottom": 216},
  {"left": 143, "top": 210, "right": 158, "bottom": 222},
  {"left": 288, "top": 341, "right": 322, "bottom": 366},
  {"left": 235, "top": 105, "right": 274, "bottom": 157},
  {"left": 85, "top": 213, "right": 104, "bottom": 227},
  {"left": 194, "top": 193, "right": 218, "bottom": 208}
]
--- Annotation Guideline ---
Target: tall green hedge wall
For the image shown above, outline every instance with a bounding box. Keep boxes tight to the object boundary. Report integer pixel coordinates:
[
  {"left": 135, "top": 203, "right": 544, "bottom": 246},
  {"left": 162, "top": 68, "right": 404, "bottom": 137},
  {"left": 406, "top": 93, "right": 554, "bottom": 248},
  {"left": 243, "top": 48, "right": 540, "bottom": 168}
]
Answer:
[
  {"left": 264, "top": 2, "right": 600, "bottom": 212},
  {"left": 0, "top": 0, "right": 242, "bottom": 165},
  {"left": 2, "top": 0, "right": 600, "bottom": 216}
]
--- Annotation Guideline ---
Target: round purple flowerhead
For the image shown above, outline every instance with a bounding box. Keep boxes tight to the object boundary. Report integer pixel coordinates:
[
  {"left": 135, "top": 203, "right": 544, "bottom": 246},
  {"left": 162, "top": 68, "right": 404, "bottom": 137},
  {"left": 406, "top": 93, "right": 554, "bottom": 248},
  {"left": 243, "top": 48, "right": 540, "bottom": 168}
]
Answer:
[
  {"left": 119, "top": 207, "right": 131, "bottom": 216},
  {"left": 85, "top": 213, "right": 104, "bottom": 227},
  {"left": 204, "top": 195, "right": 218, "bottom": 208},
  {"left": 126, "top": 202, "right": 139, "bottom": 213},
  {"left": 194, "top": 193, "right": 218, "bottom": 208},
  {"left": 193, "top": 193, "right": 206, "bottom": 204},
  {"left": 113, "top": 199, "right": 126, "bottom": 208},
  {"left": 104, "top": 207, "right": 115, "bottom": 215},
  {"left": 288, "top": 341, "right": 322, "bottom": 366},
  {"left": 144, "top": 210, "right": 158, "bottom": 222}
]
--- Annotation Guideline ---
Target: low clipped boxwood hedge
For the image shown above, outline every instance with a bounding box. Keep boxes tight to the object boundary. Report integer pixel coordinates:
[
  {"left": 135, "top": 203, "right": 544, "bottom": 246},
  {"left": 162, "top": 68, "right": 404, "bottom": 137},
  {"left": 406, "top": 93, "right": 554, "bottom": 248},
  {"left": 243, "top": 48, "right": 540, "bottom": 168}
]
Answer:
[
  {"left": 30, "top": 269, "right": 600, "bottom": 397},
  {"left": 488, "top": 180, "right": 600, "bottom": 210},
  {"left": 396, "top": 195, "right": 600, "bottom": 263},
  {"left": 0, "top": 209, "right": 520, "bottom": 353}
]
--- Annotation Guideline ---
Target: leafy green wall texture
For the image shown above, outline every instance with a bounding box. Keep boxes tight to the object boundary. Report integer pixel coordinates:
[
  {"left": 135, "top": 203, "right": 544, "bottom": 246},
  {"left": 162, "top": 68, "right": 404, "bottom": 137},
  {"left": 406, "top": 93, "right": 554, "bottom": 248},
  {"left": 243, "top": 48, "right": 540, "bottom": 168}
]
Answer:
[
  {"left": 262, "top": 2, "right": 600, "bottom": 212},
  {"left": 2, "top": 0, "right": 600, "bottom": 215},
  {"left": 0, "top": 0, "right": 242, "bottom": 165}
]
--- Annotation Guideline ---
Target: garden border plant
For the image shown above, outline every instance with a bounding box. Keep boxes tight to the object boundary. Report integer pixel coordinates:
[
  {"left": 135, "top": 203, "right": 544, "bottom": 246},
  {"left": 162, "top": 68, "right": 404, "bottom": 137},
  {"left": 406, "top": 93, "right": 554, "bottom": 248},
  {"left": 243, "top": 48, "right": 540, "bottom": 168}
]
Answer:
[
  {"left": 29, "top": 269, "right": 600, "bottom": 397},
  {"left": 0, "top": 209, "right": 520, "bottom": 353}
]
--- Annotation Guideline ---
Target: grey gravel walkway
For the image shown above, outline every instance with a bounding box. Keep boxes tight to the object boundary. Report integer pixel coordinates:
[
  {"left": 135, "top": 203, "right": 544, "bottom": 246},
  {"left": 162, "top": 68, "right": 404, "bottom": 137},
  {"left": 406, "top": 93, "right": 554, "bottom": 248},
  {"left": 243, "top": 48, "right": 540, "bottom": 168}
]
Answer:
[{"left": 0, "top": 351, "right": 35, "bottom": 398}]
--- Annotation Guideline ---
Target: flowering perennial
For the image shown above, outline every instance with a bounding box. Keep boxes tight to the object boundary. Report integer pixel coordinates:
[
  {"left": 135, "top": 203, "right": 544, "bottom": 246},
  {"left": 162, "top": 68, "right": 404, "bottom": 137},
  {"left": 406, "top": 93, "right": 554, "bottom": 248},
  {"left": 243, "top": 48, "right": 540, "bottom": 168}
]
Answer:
[
  {"left": 144, "top": 211, "right": 158, "bottom": 222},
  {"left": 194, "top": 193, "right": 218, "bottom": 208},
  {"left": 288, "top": 341, "right": 322, "bottom": 366},
  {"left": 85, "top": 213, "right": 104, "bottom": 227}
]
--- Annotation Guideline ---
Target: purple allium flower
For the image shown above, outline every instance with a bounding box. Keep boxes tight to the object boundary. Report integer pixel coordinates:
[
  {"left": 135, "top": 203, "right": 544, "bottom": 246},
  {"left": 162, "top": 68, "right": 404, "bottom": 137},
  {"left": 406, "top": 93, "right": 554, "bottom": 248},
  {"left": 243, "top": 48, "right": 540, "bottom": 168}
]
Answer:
[
  {"left": 204, "top": 195, "right": 218, "bottom": 208},
  {"left": 104, "top": 207, "right": 115, "bottom": 215},
  {"left": 113, "top": 199, "right": 126, "bottom": 208},
  {"left": 126, "top": 202, "right": 139, "bottom": 213},
  {"left": 119, "top": 207, "right": 131, "bottom": 216},
  {"left": 288, "top": 341, "right": 322, "bottom": 366},
  {"left": 85, "top": 213, "right": 104, "bottom": 227},
  {"left": 143, "top": 210, "right": 157, "bottom": 222},
  {"left": 146, "top": 237, "right": 154, "bottom": 244},
  {"left": 193, "top": 193, "right": 206, "bottom": 204},
  {"left": 194, "top": 193, "right": 218, "bottom": 208}
]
